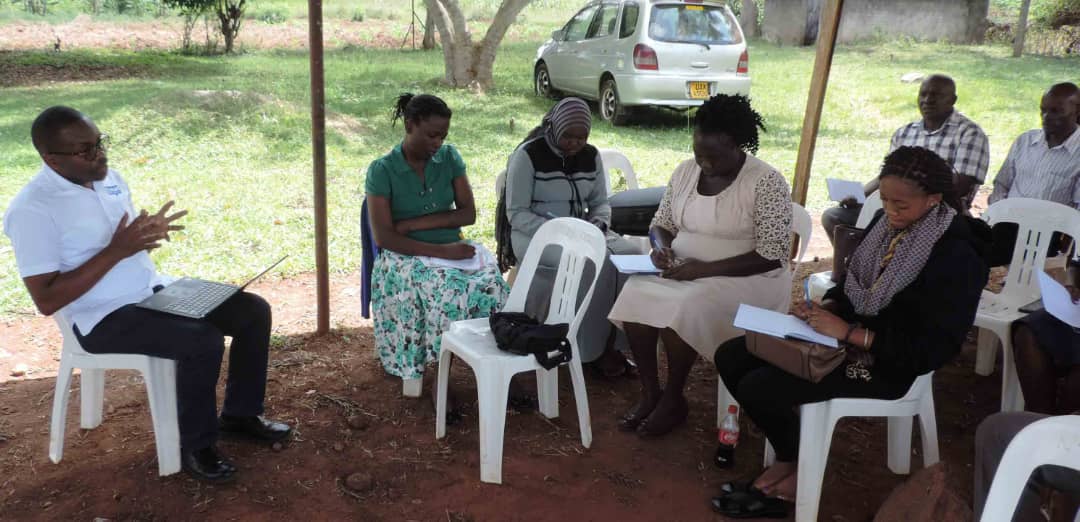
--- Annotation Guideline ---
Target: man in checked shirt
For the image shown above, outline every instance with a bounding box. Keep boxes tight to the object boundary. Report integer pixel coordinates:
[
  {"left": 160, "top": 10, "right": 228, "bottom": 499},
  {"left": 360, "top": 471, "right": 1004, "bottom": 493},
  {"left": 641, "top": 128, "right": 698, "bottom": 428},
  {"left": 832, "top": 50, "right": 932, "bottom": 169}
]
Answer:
[{"left": 821, "top": 74, "right": 990, "bottom": 245}]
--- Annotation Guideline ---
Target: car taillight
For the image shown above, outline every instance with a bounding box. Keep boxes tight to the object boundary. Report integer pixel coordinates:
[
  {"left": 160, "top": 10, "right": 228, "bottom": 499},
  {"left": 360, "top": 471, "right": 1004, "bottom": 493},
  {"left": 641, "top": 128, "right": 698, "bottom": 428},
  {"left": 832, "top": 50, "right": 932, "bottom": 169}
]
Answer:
[
  {"left": 633, "top": 44, "right": 658, "bottom": 71},
  {"left": 737, "top": 50, "right": 749, "bottom": 75}
]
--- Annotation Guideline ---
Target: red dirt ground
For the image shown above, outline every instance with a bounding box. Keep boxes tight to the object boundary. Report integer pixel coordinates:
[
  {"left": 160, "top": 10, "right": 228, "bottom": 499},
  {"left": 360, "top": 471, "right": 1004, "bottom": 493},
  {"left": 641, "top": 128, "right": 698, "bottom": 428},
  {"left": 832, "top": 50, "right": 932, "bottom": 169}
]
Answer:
[{"left": 0, "top": 254, "right": 1008, "bottom": 522}]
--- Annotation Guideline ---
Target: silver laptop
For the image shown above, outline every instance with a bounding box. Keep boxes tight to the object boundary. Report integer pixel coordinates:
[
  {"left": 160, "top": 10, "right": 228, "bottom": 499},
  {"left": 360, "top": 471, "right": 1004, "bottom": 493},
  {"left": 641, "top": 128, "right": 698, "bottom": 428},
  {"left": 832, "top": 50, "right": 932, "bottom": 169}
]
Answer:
[{"left": 138, "top": 256, "right": 287, "bottom": 319}]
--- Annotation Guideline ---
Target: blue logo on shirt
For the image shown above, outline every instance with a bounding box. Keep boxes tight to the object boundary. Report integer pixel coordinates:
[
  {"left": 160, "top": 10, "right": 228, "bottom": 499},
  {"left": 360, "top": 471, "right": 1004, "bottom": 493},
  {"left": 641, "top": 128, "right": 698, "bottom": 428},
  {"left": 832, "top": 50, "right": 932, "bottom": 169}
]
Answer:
[{"left": 104, "top": 184, "right": 122, "bottom": 196}]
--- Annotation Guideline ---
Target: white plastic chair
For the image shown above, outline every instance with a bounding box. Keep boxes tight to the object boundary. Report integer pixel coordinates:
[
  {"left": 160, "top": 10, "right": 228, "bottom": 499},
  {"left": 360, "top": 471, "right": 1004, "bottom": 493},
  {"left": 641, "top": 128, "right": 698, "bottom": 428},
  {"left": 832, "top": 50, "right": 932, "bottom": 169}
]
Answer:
[
  {"left": 598, "top": 149, "right": 639, "bottom": 195},
  {"left": 974, "top": 198, "right": 1080, "bottom": 412},
  {"left": 808, "top": 191, "right": 883, "bottom": 302},
  {"left": 762, "top": 372, "right": 939, "bottom": 522},
  {"left": 49, "top": 315, "right": 181, "bottom": 476},
  {"left": 717, "top": 202, "right": 813, "bottom": 426},
  {"left": 980, "top": 415, "right": 1080, "bottom": 522},
  {"left": 434, "top": 217, "right": 607, "bottom": 484}
]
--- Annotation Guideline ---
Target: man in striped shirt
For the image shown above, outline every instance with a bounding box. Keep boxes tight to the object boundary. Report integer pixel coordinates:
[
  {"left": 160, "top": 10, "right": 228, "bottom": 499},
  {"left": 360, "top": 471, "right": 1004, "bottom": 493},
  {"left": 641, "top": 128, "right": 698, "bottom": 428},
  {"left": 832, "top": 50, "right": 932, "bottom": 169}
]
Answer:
[
  {"left": 988, "top": 82, "right": 1080, "bottom": 207},
  {"left": 822, "top": 74, "right": 990, "bottom": 245},
  {"left": 986, "top": 83, "right": 1080, "bottom": 266}
]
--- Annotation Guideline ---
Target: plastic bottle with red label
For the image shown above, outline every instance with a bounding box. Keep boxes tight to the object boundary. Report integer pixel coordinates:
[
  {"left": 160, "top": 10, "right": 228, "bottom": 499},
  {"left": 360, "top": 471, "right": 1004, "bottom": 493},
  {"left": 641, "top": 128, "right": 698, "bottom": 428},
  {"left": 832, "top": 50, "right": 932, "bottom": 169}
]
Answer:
[{"left": 714, "top": 404, "right": 740, "bottom": 468}]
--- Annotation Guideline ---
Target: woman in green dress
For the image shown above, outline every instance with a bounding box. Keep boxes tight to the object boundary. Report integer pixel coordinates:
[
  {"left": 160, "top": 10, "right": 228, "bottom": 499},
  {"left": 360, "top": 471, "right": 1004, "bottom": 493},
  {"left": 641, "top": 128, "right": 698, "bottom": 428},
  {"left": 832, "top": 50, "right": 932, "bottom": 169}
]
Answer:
[{"left": 366, "top": 93, "right": 508, "bottom": 396}]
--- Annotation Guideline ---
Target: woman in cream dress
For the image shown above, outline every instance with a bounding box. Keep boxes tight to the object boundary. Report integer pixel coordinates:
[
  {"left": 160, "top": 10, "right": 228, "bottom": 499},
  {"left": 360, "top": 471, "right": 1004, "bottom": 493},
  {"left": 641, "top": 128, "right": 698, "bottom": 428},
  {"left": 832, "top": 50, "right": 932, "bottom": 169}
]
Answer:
[{"left": 609, "top": 94, "right": 792, "bottom": 437}]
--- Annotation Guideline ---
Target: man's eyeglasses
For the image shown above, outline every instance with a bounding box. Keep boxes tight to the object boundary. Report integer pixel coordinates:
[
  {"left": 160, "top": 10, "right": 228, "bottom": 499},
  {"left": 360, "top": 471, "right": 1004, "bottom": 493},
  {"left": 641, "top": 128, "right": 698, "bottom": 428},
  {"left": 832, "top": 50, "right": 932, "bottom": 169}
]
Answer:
[{"left": 49, "top": 134, "right": 110, "bottom": 160}]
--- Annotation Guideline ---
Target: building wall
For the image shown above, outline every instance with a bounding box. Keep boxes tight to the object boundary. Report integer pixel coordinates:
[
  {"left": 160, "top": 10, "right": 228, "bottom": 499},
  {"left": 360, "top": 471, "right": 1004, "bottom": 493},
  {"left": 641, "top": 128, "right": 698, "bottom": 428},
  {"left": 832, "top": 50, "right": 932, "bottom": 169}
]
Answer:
[{"left": 762, "top": 0, "right": 989, "bottom": 45}]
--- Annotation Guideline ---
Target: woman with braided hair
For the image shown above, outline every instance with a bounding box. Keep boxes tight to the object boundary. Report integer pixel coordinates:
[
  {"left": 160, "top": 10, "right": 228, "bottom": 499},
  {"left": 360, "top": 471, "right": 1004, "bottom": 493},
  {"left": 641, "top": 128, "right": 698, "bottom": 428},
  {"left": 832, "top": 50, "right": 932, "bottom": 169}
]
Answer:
[
  {"left": 608, "top": 94, "right": 795, "bottom": 437},
  {"left": 711, "top": 146, "right": 991, "bottom": 517}
]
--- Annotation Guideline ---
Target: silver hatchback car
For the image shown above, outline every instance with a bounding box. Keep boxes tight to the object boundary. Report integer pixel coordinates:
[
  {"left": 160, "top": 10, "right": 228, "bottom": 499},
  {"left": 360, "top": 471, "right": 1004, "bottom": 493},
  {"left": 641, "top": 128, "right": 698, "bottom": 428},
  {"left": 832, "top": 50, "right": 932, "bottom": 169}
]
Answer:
[{"left": 535, "top": 0, "right": 750, "bottom": 125}]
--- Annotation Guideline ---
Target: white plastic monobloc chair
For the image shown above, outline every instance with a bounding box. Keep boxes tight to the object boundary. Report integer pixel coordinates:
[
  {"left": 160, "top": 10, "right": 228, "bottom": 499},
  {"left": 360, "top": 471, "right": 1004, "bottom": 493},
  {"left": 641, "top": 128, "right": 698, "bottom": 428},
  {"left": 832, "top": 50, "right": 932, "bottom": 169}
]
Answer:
[
  {"left": 762, "top": 372, "right": 940, "bottom": 522},
  {"left": 598, "top": 149, "right": 640, "bottom": 195},
  {"left": 435, "top": 217, "right": 607, "bottom": 484},
  {"left": 807, "top": 191, "right": 883, "bottom": 302},
  {"left": 974, "top": 198, "right": 1080, "bottom": 412},
  {"left": 49, "top": 315, "right": 181, "bottom": 476},
  {"left": 980, "top": 415, "right": 1080, "bottom": 522},
  {"left": 717, "top": 202, "right": 814, "bottom": 426}
]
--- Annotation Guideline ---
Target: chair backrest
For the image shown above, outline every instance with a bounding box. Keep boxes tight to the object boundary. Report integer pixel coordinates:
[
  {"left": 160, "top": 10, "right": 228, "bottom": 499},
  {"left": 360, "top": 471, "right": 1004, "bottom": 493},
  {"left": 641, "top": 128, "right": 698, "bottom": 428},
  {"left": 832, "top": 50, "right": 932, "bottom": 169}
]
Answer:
[
  {"left": 598, "top": 149, "right": 639, "bottom": 195},
  {"left": 983, "top": 198, "right": 1080, "bottom": 303},
  {"left": 495, "top": 169, "right": 506, "bottom": 195},
  {"left": 980, "top": 415, "right": 1080, "bottom": 522},
  {"left": 791, "top": 202, "right": 812, "bottom": 271},
  {"left": 53, "top": 315, "right": 88, "bottom": 356},
  {"left": 360, "top": 198, "right": 380, "bottom": 319},
  {"left": 503, "top": 218, "right": 607, "bottom": 358},
  {"left": 855, "top": 191, "right": 883, "bottom": 229}
]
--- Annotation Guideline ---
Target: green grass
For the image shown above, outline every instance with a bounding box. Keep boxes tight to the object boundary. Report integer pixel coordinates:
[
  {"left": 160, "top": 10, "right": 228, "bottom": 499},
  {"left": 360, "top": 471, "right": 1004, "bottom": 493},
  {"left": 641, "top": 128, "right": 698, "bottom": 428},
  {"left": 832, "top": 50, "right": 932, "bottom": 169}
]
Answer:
[{"left": 1, "top": 38, "right": 1078, "bottom": 314}]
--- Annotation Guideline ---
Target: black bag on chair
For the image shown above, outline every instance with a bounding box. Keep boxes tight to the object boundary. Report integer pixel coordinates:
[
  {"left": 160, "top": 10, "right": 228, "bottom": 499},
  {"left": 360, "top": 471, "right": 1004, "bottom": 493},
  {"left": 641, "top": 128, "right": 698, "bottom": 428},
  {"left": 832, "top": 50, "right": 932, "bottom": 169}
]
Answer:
[
  {"left": 831, "top": 224, "right": 867, "bottom": 283},
  {"left": 609, "top": 186, "right": 665, "bottom": 236},
  {"left": 488, "top": 312, "right": 571, "bottom": 370}
]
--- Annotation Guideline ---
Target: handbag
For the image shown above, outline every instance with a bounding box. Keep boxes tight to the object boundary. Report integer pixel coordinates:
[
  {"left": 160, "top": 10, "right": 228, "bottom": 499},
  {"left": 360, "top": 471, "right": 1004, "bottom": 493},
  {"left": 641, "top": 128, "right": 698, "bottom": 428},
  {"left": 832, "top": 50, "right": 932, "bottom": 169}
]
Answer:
[
  {"left": 831, "top": 224, "right": 867, "bottom": 283},
  {"left": 609, "top": 186, "right": 665, "bottom": 236},
  {"left": 745, "top": 331, "right": 846, "bottom": 383},
  {"left": 488, "top": 312, "right": 572, "bottom": 370}
]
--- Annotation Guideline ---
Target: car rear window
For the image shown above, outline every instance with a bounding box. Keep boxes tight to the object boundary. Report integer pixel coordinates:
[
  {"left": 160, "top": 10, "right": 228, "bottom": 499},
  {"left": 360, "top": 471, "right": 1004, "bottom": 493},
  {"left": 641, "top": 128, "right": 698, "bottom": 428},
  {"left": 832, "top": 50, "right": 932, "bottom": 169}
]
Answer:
[{"left": 648, "top": 4, "right": 742, "bottom": 45}]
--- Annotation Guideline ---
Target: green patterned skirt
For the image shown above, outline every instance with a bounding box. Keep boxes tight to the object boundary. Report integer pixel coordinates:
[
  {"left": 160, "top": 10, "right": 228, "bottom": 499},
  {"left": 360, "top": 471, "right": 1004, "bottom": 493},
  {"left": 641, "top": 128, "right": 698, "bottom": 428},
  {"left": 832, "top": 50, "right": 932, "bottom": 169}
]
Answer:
[{"left": 372, "top": 249, "right": 509, "bottom": 379}]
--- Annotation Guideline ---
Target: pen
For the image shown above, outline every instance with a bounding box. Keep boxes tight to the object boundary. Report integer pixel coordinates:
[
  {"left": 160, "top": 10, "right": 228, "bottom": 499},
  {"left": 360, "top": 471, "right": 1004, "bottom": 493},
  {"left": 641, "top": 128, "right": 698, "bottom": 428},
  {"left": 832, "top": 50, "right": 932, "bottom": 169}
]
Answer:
[
  {"left": 804, "top": 277, "right": 812, "bottom": 307},
  {"left": 544, "top": 211, "right": 558, "bottom": 220},
  {"left": 648, "top": 230, "right": 663, "bottom": 251}
]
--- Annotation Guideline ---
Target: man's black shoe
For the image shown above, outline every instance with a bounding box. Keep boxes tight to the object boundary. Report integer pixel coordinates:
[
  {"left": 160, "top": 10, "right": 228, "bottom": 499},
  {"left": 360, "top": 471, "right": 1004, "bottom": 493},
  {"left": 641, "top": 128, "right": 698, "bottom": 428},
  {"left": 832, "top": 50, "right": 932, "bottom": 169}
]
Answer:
[
  {"left": 219, "top": 415, "right": 293, "bottom": 442},
  {"left": 182, "top": 445, "right": 236, "bottom": 483}
]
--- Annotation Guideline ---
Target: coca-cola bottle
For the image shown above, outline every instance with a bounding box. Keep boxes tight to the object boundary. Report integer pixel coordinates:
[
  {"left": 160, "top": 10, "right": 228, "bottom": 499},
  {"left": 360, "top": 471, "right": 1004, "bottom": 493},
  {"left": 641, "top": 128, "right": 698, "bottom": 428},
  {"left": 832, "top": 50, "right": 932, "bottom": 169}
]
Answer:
[{"left": 714, "top": 404, "right": 740, "bottom": 468}]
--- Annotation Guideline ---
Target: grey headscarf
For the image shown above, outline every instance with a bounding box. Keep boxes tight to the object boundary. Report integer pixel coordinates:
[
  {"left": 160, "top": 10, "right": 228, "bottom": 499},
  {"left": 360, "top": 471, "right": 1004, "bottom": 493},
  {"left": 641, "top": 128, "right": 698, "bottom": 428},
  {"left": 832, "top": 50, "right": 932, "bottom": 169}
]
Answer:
[{"left": 542, "top": 97, "right": 592, "bottom": 153}]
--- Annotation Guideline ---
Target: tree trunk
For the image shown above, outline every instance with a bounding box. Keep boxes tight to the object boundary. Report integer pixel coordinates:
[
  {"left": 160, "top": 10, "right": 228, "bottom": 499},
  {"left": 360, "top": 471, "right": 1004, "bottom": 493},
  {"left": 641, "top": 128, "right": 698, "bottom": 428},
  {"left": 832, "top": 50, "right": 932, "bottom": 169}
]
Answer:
[
  {"left": 1013, "top": 0, "right": 1032, "bottom": 57},
  {"left": 423, "top": 0, "right": 531, "bottom": 89},
  {"left": 740, "top": 0, "right": 759, "bottom": 38},
  {"left": 216, "top": 0, "right": 246, "bottom": 54},
  {"left": 422, "top": 10, "right": 436, "bottom": 50}
]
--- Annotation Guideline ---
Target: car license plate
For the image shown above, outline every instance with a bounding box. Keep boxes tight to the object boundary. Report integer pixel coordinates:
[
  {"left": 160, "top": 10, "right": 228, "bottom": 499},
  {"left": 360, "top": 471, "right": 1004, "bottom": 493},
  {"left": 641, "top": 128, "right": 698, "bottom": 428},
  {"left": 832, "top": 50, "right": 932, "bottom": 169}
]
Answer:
[{"left": 689, "top": 82, "right": 709, "bottom": 99}]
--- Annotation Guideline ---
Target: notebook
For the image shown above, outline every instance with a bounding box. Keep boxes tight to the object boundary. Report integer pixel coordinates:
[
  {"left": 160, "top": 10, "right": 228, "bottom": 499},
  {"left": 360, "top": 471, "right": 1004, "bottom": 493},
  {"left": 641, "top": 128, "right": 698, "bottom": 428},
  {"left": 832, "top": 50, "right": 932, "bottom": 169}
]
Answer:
[
  {"left": 733, "top": 303, "right": 840, "bottom": 348},
  {"left": 137, "top": 255, "right": 287, "bottom": 319},
  {"left": 610, "top": 254, "right": 661, "bottom": 274}
]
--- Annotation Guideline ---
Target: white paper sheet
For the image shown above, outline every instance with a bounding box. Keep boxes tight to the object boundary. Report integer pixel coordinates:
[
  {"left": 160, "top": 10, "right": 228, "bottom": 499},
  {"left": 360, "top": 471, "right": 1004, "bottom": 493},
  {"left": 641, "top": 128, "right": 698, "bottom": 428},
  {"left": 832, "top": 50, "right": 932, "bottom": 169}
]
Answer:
[
  {"left": 826, "top": 178, "right": 867, "bottom": 204},
  {"left": 733, "top": 303, "right": 840, "bottom": 348},
  {"left": 610, "top": 254, "right": 661, "bottom": 274},
  {"left": 418, "top": 242, "right": 495, "bottom": 272},
  {"left": 1037, "top": 271, "right": 1080, "bottom": 328}
]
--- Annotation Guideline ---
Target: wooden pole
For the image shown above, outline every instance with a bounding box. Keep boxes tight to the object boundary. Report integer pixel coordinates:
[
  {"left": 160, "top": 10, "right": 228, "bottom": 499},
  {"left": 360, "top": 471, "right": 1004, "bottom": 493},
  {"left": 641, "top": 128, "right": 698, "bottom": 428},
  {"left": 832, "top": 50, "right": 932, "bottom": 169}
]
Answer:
[
  {"left": 790, "top": 0, "right": 844, "bottom": 206},
  {"left": 1013, "top": 0, "right": 1031, "bottom": 57},
  {"left": 308, "top": 0, "right": 330, "bottom": 334}
]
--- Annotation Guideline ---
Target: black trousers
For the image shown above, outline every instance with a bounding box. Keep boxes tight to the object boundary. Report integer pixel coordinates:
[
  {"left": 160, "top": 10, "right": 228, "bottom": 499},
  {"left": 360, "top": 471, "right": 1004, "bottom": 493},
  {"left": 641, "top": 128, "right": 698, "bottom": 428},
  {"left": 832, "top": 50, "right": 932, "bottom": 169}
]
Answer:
[
  {"left": 75, "top": 291, "right": 272, "bottom": 451},
  {"left": 715, "top": 336, "right": 913, "bottom": 462}
]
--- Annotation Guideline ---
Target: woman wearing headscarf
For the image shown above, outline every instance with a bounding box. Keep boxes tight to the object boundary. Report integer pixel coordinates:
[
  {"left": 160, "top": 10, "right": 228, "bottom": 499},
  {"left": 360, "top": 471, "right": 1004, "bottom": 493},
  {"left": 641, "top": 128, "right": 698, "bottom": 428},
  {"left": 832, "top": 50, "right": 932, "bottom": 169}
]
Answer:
[
  {"left": 499, "top": 97, "right": 640, "bottom": 376},
  {"left": 711, "top": 146, "right": 991, "bottom": 517}
]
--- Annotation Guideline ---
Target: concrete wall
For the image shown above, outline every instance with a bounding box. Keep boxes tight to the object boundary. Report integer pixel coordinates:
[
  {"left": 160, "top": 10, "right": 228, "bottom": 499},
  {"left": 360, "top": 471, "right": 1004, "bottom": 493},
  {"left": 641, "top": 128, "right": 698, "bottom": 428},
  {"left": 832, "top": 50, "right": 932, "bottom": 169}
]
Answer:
[
  {"left": 835, "top": 0, "right": 987, "bottom": 44},
  {"left": 762, "top": 0, "right": 989, "bottom": 45}
]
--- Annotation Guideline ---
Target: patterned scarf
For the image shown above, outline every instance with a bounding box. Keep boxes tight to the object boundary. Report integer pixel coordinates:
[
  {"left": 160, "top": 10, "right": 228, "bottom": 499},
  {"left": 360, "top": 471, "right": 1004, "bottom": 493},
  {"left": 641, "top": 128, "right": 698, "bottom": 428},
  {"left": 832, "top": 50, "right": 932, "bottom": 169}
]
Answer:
[
  {"left": 542, "top": 97, "right": 592, "bottom": 153},
  {"left": 843, "top": 203, "right": 956, "bottom": 316}
]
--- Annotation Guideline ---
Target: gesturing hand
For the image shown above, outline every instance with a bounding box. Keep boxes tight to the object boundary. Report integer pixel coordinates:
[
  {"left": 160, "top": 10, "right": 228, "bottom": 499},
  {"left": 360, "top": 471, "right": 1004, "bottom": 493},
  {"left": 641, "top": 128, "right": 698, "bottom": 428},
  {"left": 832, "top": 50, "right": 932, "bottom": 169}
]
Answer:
[
  {"left": 140, "top": 200, "right": 187, "bottom": 242},
  {"left": 107, "top": 211, "right": 168, "bottom": 258}
]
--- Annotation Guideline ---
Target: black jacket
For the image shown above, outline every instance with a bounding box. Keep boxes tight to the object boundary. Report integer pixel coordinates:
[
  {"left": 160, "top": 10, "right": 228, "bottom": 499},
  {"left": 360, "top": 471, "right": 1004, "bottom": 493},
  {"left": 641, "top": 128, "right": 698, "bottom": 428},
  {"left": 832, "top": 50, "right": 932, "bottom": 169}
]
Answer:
[{"left": 824, "top": 210, "right": 992, "bottom": 383}]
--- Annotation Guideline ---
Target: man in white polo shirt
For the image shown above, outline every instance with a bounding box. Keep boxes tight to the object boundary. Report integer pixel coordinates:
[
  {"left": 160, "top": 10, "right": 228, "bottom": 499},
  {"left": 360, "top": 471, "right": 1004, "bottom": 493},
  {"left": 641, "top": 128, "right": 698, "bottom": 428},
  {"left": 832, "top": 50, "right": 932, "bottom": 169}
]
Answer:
[{"left": 3, "top": 106, "right": 291, "bottom": 483}]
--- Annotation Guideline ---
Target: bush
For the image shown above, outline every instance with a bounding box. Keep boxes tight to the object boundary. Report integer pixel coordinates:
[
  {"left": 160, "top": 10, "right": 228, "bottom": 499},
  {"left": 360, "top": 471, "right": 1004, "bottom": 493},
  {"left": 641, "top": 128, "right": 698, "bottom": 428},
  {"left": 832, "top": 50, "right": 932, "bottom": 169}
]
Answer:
[
  {"left": 253, "top": 6, "right": 288, "bottom": 24},
  {"left": 1038, "top": 0, "right": 1080, "bottom": 27},
  {"left": 350, "top": 8, "right": 363, "bottom": 22}
]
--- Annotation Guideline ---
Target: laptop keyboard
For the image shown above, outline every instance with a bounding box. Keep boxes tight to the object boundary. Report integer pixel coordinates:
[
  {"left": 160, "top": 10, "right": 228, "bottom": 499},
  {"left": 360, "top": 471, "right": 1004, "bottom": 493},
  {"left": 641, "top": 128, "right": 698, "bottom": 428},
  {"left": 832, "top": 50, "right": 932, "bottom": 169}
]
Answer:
[{"left": 161, "top": 282, "right": 237, "bottom": 316}]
